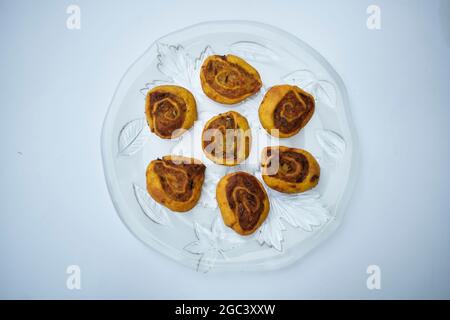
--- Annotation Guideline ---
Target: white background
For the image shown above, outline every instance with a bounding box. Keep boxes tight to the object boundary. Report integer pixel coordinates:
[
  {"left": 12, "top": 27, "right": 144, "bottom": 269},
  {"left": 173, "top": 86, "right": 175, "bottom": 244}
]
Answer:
[{"left": 1, "top": 0, "right": 449, "bottom": 299}]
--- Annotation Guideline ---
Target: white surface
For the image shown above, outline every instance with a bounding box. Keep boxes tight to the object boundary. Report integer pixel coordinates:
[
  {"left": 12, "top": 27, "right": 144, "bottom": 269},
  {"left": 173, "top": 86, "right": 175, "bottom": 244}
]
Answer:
[{"left": 0, "top": 0, "right": 449, "bottom": 299}]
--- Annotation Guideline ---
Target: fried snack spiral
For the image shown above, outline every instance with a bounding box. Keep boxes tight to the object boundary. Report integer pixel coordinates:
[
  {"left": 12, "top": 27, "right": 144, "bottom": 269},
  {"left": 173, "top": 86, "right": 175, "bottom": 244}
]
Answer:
[
  {"left": 201, "top": 111, "right": 251, "bottom": 166},
  {"left": 146, "top": 156, "right": 206, "bottom": 212},
  {"left": 216, "top": 172, "right": 270, "bottom": 235},
  {"left": 261, "top": 146, "right": 320, "bottom": 193},
  {"left": 259, "top": 85, "right": 315, "bottom": 138},
  {"left": 145, "top": 85, "right": 197, "bottom": 139},
  {"left": 200, "top": 55, "right": 262, "bottom": 104}
]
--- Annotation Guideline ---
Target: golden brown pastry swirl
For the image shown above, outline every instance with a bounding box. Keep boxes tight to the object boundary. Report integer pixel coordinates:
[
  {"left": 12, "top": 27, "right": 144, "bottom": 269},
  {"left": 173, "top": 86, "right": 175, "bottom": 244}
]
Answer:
[
  {"left": 146, "top": 156, "right": 205, "bottom": 212},
  {"left": 145, "top": 85, "right": 197, "bottom": 139},
  {"left": 259, "top": 85, "right": 315, "bottom": 138},
  {"left": 201, "top": 111, "right": 251, "bottom": 166},
  {"left": 261, "top": 146, "right": 320, "bottom": 193},
  {"left": 200, "top": 55, "right": 262, "bottom": 104},
  {"left": 216, "top": 172, "right": 270, "bottom": 235}
]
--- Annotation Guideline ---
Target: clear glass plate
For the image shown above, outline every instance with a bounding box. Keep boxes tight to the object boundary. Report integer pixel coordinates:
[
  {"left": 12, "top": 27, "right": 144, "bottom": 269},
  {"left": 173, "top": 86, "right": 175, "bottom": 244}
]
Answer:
[{"left": 101, "top": 21, "right": 358, "bottom": 272}]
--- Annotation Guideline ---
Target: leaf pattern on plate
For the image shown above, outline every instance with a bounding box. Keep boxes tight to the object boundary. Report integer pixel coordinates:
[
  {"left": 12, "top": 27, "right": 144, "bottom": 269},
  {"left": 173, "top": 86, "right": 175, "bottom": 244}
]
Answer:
[
  {"left": 236, "top": 90, "right": 263, "bottom": 129},
  {"left": 257, "top": 180, "right": 330, "bottom": 252},
  {"left": 230, "top": 41, "right": 279, "bottom": 63},
  {"left": 140, "top": 44, "right": 214, "bottom": 98},
  {"left": 193, "top": 45, "right": 214, "bottom": 73},
  {"left": 156, "top": 43, "right": 194, "bottom": 87},
  {"left": 118, "top": 118, "right": 149, "bottom": 156},
  {"left": 184, "top": 219, "right": 242, "bottom": 273},
  {"left": 133, "top": 183, "right": 171, "bottom": 226},
  {"left": 282, "top": 69, "right": 337, "bottom": 109},
  {"left": 315, "top": 129, "right": 346, "bottom": 160},
  {"left": 140, "top": 79, "right": 173, "bottom": 96},
  {"left": 198, "top": 166, "right": 229, "bottom": 209}
]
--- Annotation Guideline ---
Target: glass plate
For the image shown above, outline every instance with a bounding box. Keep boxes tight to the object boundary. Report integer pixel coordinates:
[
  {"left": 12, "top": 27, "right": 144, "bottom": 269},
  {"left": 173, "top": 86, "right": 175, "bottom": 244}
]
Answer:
[{"left": 101, "top": 21, "right": 358, "bottom": 272}]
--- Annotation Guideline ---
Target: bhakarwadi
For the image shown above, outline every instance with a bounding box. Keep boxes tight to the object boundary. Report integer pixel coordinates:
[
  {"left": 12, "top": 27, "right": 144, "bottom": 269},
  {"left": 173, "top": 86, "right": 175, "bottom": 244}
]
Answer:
[
  {"left": 216, "top": 171, "right": 270, "bottom": 235},
  {"left": 145, "top": 85, "right": 197, "bottom": 139},
  {"left": 201, "top": 111, "right": 251, "bottom": 166},
  {"left": 146, "top": 156, "right": 205, "bottom": 212},
  {"left": 200, "top": 55, "right": 262, "bottom": 104},
  {"left": 261, "top": 146, "right": 320, "bottom": 193},
  {"left": 259, "top": 85, "right": 314, "bottom": 138}
]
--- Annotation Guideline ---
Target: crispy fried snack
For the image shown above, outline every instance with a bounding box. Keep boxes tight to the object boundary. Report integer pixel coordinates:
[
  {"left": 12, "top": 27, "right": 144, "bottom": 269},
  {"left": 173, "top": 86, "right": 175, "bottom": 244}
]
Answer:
[
  {"left": 201, "top": 111, "right": 251, "bottom": 166},
  {"left": 259, "top": 85, "right": 315, "bottom": 138},
  {"left": 261, "top": 146, "right": 320, "bottom": 193},
  {"left": 145, "top": 85, "right": 197, "bottom": 139},
  {"left": 200, "top": 55, "right": 262, "bottom": 104},
  {"left": 216, "top": 172, "right": 270, "bottom": 235},
  {"left": 146, "top": 156, "right": 205, "bottom": 212}
]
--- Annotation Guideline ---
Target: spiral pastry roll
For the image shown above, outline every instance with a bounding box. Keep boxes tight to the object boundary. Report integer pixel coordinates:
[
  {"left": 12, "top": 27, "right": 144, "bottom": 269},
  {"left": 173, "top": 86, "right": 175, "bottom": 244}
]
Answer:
[
  {"left": 145, "top": 85, "right": 197, "bottom": 139},
  {"left": 146, "top": 156, "right": 206, "bottom": 212},
  {"left": 259, "top": 85, "right": 315, "bottom": 138},
  {"left": 261, "top": 146, "right": 320, "bottom": 193},
  {"left": 200, "top": 55, "right": 262, "bottom": 104},
  {"left": 202, "top": 111, "right": 251, "bottom": 166},
  {"left": 216, "top": 172, "right": 270, "bottom": 235}
]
